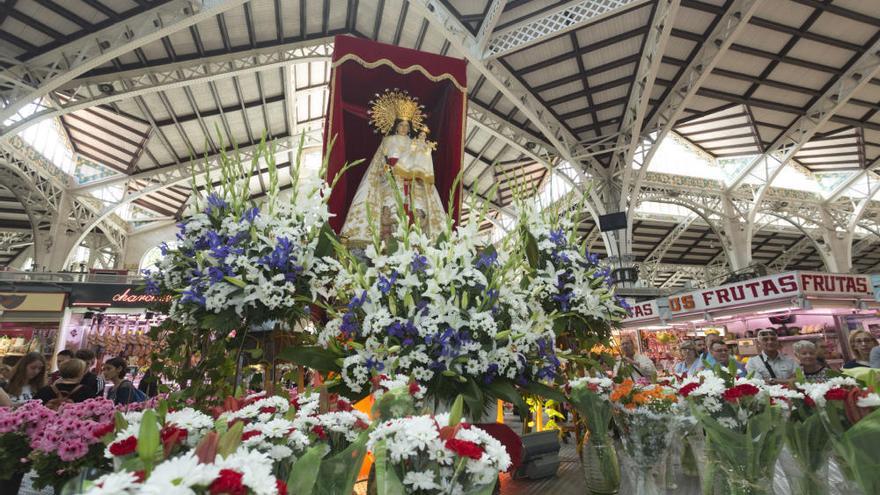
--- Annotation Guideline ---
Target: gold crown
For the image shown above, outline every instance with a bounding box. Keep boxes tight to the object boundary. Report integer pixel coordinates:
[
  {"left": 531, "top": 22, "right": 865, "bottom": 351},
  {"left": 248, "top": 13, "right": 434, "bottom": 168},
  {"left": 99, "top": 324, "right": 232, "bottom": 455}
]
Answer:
[{"left": 368, "top": 89, "right": 425, "bottom": 135}]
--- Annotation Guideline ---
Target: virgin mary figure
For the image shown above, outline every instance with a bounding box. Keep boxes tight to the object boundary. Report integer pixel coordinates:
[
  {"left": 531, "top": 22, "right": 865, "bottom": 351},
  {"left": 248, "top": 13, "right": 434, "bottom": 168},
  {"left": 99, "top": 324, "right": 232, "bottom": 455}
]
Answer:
[{"left": 340, "top": 89, "right": 447, "bottom": 243}]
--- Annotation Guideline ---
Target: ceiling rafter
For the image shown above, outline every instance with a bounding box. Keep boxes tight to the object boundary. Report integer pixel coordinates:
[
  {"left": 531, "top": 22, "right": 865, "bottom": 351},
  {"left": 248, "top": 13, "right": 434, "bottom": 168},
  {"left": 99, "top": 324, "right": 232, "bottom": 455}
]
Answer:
[{"left": 0, "top": 0, "right": 250, "bottom": 141}]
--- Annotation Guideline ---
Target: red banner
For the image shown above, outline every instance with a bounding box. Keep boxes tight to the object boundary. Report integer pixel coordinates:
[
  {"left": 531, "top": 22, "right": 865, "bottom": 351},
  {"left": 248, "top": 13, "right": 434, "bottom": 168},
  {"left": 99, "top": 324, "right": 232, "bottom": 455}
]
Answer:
[{"left": 323, "top": 35, "right": 467, "bottom": 233}]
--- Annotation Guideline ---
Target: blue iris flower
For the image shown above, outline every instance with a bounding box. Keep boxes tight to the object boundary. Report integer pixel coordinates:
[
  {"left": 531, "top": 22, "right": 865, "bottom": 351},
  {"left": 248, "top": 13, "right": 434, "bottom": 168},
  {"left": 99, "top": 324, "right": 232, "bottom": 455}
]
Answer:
[
  {"left": 340, "top": 312, "right": 360, "bottom": 338},
  {"left": 365, "top": 357, "right": 384, "bottom": 371},
  {"left": 181, "top": 287, "right": 206, "bottom": 307},
  {"left": 348, "top": 291, "right": 367, "bottom": 309},
  {"left": 410, "top": 254, "right": 428, "bottom": 272},
  {"left": 377, "top": 271, "right": 399, "bottom": 295},
  {"left": 159, "top": 242, "right": 170, "bottom": 256},
  {"left": 241, "top": 206, "right": 260, "bottom": 223},
  {"left": 548, "top": 228, "right": 566, "bottom": 247},
  {"left": 205, "top": 193, "right": 228, "bottom": 214},
  {"left": 144, "top": 276, "right": 161, "bottom": 296},
  {"left": 476, "top": 251, "right": 498, "bottom": 269}
]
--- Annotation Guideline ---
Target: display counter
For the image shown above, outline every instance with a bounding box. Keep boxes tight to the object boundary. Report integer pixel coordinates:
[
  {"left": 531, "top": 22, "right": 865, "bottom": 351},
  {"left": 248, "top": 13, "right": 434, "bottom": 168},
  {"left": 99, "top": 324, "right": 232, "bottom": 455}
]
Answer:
[{"left": 0, "top": 289, "right": 67, "bottom": 366}]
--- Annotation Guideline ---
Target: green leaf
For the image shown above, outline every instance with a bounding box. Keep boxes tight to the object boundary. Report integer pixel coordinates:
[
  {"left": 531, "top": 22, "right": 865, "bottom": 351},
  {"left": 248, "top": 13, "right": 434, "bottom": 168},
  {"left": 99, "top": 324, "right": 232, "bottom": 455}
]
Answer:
[
  {"left": 522, "top": 226, "right": 540, "bottom": 270},
  {"left": 484, "top": 379, "right": 528, "bottom": 417},
  {"left": 114, "top": 411, "right": 128, "bottom": 433},
  {"left": 137, "top": 410, "right": 160, "bottom": 468},
  {"left": 448, "top": 395, "right": 464, "bottom": 427},
  {"left": 461, "top": 379, "right": 485, "bottom": 421},
  {"left": 223, "top": 276, "right": 247, "bottom": 288},
  {"left": 217, "top": 420, "right": 244, "bottom": 458},
  {"left": 278, "top": 346, "right": 342, "bottom": 373},
  {"left": 287, "top": 445, "right": 323, "bottom": 495},
  {"left": 314, "top": 222, "right": 338, "bottom": 259}
]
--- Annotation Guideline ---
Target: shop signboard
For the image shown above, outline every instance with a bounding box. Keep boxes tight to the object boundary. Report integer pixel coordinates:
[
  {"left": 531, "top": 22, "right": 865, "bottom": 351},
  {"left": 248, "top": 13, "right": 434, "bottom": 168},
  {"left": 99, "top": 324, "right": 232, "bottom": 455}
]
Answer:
[
  {"left": 66, "top": 284, "right": 172, "bottom": 308},
  {"left": 624, "top": 272, "right": 876, "bottom": 326},
  {"left": 622, "top": 300, "right": 660, "bottom": 323},
  {"left": 798, "top": 272, "right": 873, "bottom": 299},
  {"left": 0, "top": 292, "right": 67, "bottom": 312}
]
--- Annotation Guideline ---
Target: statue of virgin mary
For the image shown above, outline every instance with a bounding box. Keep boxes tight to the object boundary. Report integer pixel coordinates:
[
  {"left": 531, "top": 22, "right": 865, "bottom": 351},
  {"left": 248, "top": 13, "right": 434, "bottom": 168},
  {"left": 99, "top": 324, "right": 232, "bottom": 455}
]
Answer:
[{"left": 340, "top": 89, "right": 447, "bottom": 243}]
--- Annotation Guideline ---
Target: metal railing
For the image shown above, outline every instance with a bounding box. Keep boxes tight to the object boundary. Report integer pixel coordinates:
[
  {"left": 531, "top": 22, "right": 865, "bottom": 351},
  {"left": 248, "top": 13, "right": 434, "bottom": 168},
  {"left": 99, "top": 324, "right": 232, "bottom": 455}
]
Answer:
[{"left": 0, "top": 270, "right": 144, "bottom": 284}]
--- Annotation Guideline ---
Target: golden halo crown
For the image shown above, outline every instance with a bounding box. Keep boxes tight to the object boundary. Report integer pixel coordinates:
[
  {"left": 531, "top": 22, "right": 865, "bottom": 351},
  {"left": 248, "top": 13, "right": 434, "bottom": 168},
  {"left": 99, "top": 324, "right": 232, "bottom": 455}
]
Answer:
[{"left": 368, "top": 89, "right": 425, "bottom": 135}]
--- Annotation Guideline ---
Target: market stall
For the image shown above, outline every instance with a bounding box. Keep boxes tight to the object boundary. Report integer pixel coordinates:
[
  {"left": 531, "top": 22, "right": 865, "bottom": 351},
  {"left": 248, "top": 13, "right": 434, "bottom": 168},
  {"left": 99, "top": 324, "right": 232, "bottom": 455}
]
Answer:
[
  {"left": 622, "top": 272, "right": 879, "bottom": 372},
  {"left": 0, "top": 288, "right": 67, "bottom": 367},
  {"left": 62, "top": 283, "right": 168, "bottom": 368}
]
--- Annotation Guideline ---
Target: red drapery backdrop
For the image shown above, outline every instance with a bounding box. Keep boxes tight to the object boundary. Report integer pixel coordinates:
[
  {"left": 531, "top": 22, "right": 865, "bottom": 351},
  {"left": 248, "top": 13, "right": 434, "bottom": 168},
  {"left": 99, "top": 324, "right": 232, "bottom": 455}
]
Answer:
[{"left": 323, "top": 35, "right": 467, "bottom": 233}]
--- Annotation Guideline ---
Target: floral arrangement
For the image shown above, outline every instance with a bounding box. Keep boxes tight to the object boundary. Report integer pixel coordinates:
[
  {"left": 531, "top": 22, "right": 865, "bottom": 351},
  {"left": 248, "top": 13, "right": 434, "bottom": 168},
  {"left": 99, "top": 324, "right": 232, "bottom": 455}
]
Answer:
[
  {"left": 298, "top": 211, "right": 559, "bottom": 418},
  {"left": 367, "top": 396, "right": 511, "bottom": 495},
  {"left": 516, "top": 203, "right": 627, "bottom": 372},
  {"left": 144, "top": 140, "right": 334, "bottom": 328},
  {"left": 802, "top": 377, "right": 880, "bottom": 495},
  {"left": 83, "top": 450, "right": 286, "bottom": 495},
  {"left": 679, "top": 370, "right": 787, "bottom": 495},
  {"left": 567, "top": 376, "right": 619, "bottom": 492},
  {"left": 780, "top": 379, "right": 833, "bottom": 495},
  {"left": 29, "top": 398, "right": 116, "bottom": 491},
  {"left": 0, "top": 400, "right": 54, "bottom": 480}
]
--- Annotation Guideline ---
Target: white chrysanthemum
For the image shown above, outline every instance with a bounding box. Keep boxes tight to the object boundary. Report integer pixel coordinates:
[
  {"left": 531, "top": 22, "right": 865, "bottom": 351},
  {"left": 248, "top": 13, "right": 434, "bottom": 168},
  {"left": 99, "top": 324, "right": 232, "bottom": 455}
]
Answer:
[
  {"left": 857, "top": 392, "right": 880, "bottom": 408},
  {"left": 215, "top": 449, "right": 278, "bottom": 495},
  {"left": 403, "top": 470, "right": 440, "bottom": 491},
  {"left": 83, "top": 471, "right": 140, "bottom": 495},
  {"left": 143, "top": 452, "right": 220, "bottom": 490}
]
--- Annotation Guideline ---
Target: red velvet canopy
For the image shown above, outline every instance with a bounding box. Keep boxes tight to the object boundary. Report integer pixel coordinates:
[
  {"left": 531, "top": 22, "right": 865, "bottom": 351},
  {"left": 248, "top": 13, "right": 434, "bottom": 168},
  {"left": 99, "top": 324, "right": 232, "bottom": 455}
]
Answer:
[{"left": 323, "top": 35, "right": 467, "bottom": 233}]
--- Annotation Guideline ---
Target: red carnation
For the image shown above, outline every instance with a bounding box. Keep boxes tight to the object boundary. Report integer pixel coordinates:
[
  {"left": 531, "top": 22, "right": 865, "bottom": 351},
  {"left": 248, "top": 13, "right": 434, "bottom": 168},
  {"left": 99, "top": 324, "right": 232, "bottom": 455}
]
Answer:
[
  {"left": 336, "top": 399, "right": 353, "bottom": 412},
  {"left": 722, "top": 384, "right": 760, "bottom": 403},
  {"left": 312, "top": 425, "right": 327, "bottom": 440},
  {"left": 409, "top": 382, "right": 421, "bottom": 395},
  {"left": 109, "top": 436, "right": 137, "bottom": 457},
  {"left": 241, "top": 430, "right": 261, "bottom": 441},
  {"left": 825, "top": 388, "right": 848, "bottom": 401},
  {"left": 133, "top": 471, "right": 146, "bottom": 483},
  {"left": 445, "top": 438, "right": 484, "bottom": 460},
  {"left": 679, "top": 382, "right": 699, "bottom": 397},
  {"left": 354, "top": 419, "right": 370, "bottom": 430},
  {"left": 92, "top": 423, "right": 114, "bottom": 439},
  {"left": 210, "top": 469, "right": 246, "bottom": 495},
  {"left": 160, "top": 426, "right": 189, "bottom": 447},
  {"left": 259, "top": 406, "right": 277, "bottom": 415},
  {"left": 276, "top": 478, "right": 288, "bottom": 495},
  {"left": 804, "top": 395, "right": 816, "bottom": 408}
]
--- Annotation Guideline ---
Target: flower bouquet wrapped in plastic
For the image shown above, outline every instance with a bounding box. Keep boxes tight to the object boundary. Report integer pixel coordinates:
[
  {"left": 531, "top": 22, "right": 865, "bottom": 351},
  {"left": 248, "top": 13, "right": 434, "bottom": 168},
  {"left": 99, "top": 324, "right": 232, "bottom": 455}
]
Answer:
[
  {"left": 804, "top": 376, "right": 880, "bottom": 495},
  {"left": 780, "top": 380, "right": 832, "bottom": 495},
  {"left": 568, "top": 376, "right": 619, "bottom": 494},
  {"left": 367, "top": 396, "right": 511, "bottom": 495},
  {"left": 681, "top": 370, "right": 788, "bottom": 495},
  {"left": 609, "top": 379, "right": 679, "bottom": 495}
]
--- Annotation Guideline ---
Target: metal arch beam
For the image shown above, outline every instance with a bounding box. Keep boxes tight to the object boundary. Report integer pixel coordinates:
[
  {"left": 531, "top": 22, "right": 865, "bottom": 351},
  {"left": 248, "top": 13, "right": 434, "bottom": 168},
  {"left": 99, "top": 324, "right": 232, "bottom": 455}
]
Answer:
[
  {"left": 1, "top": 39, "right": 334, "bottom": 141},
  {"left": 825, "top": 156, "right": 880, "bottom": 203},
  {"left": 607, "top": 0, "right": 679, "bottom": 199},
  {"left": 476, "top": 0, "right": 507, "bottom": 54},
  {"left": 625, "top": 0, "right": 764, "bottom": 204},
  {"left": 725, "top": 38, "right": 880, "bottom": 221},
  {"left": 405, "top": 0, "right": 604, "bottom": 185},
  {"left": 767, "top": 236, "right": 812, "bottom": 272},
  {"left": 640, "top": 213, "right": 699, "bottom": 283},
  {"left": 484, "top": 0, "right": 650, "bottom": 59},
  {"left": 0, "top": 0, "right": 250, "bottom": 140}
]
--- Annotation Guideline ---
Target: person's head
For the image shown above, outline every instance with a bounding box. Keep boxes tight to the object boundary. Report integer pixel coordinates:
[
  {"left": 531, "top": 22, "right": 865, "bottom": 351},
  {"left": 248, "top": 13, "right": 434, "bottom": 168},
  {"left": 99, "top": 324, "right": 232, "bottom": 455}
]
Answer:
[
  {"left": 0, "top": 364, "right": 11, "bottom": 381},
  {"left": 6, "top": 352, "right": 46, "bottom": 395},
  {"left": 59, "top": 358, "right": 87, "bottom": 381},
  {"left": 74, "top": 349, "right": 96, "bottom": 368},
  {"left": 848, "top": 330, "right": 877, "bottom": 361},
  {"left": 757, "top": 329, "right": 780, "bottom": 354},
  {"left": 792, "top": 340, "right": 818, "bottom": 368},
  {"left": 709, "top": 341, "right": 730, "bottom": 364},
  {"left": 394, "top": 119, "right": 411, "bottom": 136},
  {"left": 694, "top": 338, "right": 706, "bottom": 356},
  {"left": 620, "top": 339, "right": 636, "bottom": 358},
  {"left": 705, "top": 333, "right": 723, "bottom": 353},
  {"left": 56, "top": 350, "right": 73, "bottom": 368},
  {"left": 102, "top": 357, "right": 128, "bottom": 382},
  {"left": 679, "top": 340, "right": 697, "bottom": 361}
]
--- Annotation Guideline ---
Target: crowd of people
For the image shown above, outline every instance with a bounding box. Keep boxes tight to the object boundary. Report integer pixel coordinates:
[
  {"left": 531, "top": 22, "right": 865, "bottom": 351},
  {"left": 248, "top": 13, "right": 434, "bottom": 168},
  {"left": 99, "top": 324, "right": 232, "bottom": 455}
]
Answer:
[
  {"left": 0, "top": 350, "right": 158, "bottom": 409},
  {"left": 617, "top": 328, "right": 880, "bottom": 383}
]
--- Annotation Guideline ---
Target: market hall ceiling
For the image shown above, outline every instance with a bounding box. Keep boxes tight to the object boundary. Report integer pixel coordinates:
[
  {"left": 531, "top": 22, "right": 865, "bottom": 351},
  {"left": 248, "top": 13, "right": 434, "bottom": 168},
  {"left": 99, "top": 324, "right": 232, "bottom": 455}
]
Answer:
[{"left": 1, "top": 0, "right": 880, "bottom": 285}]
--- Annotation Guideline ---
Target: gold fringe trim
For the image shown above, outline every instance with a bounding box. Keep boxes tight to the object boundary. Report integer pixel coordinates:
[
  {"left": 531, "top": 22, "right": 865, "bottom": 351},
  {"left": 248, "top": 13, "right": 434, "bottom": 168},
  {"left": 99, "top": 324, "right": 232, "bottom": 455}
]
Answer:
[
  {"left": 393, "top": 168, "right": 435, "bottom": 185},
  {"left": 333, "top": 53, "right": 467, "bottom": 93}
]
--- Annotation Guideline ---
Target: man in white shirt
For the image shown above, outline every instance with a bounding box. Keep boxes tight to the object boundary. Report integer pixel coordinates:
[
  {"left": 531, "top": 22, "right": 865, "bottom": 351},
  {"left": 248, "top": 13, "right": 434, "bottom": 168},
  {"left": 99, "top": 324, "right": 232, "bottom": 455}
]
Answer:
[
  {"left": 745, "top": 329, "right": 799, "bottom": 384},
  {"left": 614, "top": 339, "right": 657, "bottom": 381}
]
